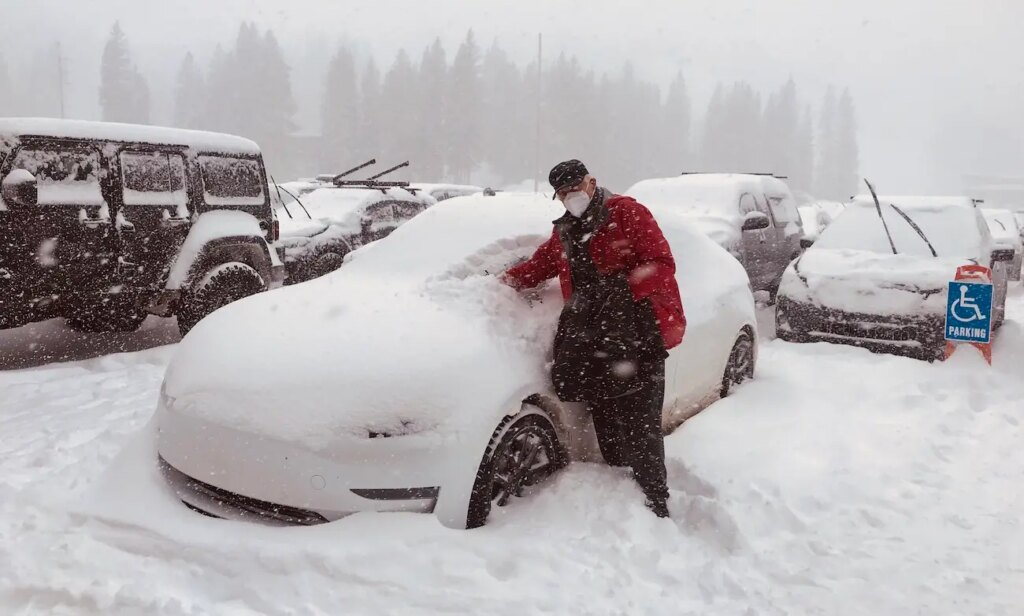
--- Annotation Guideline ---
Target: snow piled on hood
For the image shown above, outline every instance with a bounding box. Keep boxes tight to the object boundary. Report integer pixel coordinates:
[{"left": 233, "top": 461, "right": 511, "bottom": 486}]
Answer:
[
  {"left": 164, "top": 194, "right": 565, "bottom": 448},
  {"left": 163, "top": 191, "right": 750, "bottom": 451}
]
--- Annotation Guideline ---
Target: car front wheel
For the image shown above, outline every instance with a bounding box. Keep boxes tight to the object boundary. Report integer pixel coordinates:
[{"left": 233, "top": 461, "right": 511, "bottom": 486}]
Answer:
[{"left": 465, "top": 410, "right": 567, "bottom": 529}]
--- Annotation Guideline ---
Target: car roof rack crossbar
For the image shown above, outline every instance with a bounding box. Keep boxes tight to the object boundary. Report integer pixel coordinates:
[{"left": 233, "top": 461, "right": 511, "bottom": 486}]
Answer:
[
  {"left": 367, "top": 161, "right": 409, "bottom": 180},
  {"left": 329, "top": 158, "right": 377, "bottom": 184}
]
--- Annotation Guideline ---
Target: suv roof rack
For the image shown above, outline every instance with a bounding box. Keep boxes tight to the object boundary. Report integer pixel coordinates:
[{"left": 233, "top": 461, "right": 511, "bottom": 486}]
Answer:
[
  {"left": 681, "top": 171, "right": 787, "bottom": 179},
  {"left": 315, "top": 159, "right": 420, "bottom": 194}
]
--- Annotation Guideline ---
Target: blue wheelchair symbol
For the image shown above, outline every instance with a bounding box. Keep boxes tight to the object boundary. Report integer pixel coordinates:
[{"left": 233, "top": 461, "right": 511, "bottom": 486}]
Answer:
[{"left": 945, "top": 281, "right": 993, "bottom": 343}]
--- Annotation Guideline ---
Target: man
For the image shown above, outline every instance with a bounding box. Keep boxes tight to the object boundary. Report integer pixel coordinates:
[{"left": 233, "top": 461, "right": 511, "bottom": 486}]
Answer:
[{"left": 502, "top": 159, "right": 685, "bottom": 517}]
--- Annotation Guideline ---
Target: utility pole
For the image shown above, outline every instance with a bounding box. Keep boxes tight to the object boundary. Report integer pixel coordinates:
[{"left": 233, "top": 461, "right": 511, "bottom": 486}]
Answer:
[
  {"left": 533, "top": 33, "right": 542, "bottom": 194},
  {"left": 56, "top": 42, "right": 66, "bottom": 118}
]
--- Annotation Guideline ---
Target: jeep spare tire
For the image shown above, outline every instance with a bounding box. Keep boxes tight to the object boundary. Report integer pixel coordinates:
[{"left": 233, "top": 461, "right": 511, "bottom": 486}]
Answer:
[{"left": 177, "top": 262, "right": 266, "bottom": 337}]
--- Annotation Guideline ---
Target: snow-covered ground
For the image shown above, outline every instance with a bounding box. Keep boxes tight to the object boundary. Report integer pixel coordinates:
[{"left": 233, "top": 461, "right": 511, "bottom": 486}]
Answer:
[{"left": 2, "top": 294, "right": 1023, "bottom": 614}]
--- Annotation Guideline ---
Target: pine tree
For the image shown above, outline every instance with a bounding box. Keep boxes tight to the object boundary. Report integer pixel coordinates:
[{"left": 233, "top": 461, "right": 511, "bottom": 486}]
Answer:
[
  {"left": 356, "top": 59, "right": 382, "bottom": 162},
  {"left": 661, "top": 71, "right": 692, "bottom": 175},
  {"left": 815, "top": 85, "right": 837, "bottom": 198},
  {"left": 380, "top": 49, "right": 417, "bottom": 164},
  {"left": 320, "top": 46, "right": 359, "bottom": 171},
  {"left": 99, "top": 22, "right": 149, "bottom": 123},
  {"left": 204, "top": 45, "right": 233, "bottom": 132},
  {"left": 445, "top": 30, "right": 481, "bottom": 183},
  {"left": 257, "top": 29, "right": 297, "bottom": 161},
  {"left": 795, "top": 105, "right": 815, "bottom": 195},
  {"left": 414, "top": 38, "right": 448, "bottom": 181},
  {"left": 173, "top": 52, "right": 205, "bottom": 129},
  {"left": 835, "top": 88, "right": 859, "bottom": 198}
]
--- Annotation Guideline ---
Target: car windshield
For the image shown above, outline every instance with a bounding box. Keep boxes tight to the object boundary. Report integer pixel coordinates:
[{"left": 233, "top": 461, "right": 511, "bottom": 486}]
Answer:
[{"left": 814, "top": 202, "right": 982, "bottom": 258}]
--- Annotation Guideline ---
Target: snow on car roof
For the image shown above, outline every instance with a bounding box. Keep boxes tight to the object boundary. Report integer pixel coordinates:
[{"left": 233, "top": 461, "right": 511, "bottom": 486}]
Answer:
[
  {"left": 276, "top": 185, "right": 432, "bottom": 238},
  {"left": 410, "top": 183, "right": 483, "bottom": 193},
  {"left": 165, "top": 192, "right": 749, "bottom": 450},
  {"left": 0, "top": 118, "right": 260, "bottom": 155},
  {"left": 852, "top": 195, "right": 979, "bottom": 211}
]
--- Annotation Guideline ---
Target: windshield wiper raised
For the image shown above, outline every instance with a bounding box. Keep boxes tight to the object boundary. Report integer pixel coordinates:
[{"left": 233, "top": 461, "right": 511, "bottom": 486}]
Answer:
[{"left": 888, "top": 203, "right": 938, "bottom": 257}]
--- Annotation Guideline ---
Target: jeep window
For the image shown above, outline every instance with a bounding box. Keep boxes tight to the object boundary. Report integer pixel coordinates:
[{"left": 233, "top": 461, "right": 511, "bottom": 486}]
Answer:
[
  {"left": 11, "top": 147, "right": 104, "bottom": 206},
  {"left": 394, "top": 201, "right": 427, "bottom": 219},
  {"left": 199, "top": 155, "right": 265, "bottom": 206},
  {"left": 121, "top": 151, "right": 187, "bottom": 208}
]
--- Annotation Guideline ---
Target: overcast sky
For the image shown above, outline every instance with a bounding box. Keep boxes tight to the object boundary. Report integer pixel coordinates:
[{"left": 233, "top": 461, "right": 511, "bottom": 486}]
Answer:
[{"left": 2, "top": 0, "right": 1022, "bottom": 193}]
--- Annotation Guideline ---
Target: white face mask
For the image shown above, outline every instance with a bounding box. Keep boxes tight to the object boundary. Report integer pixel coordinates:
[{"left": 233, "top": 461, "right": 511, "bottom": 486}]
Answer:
[{"left": 563, "top": 191, "right": 590, "bottom": 217}]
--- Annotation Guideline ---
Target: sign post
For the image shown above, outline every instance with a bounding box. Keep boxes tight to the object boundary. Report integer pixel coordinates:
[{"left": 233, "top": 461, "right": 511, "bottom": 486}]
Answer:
[{"left": 943, "top": 264, "right": 994, "bottom": 364}]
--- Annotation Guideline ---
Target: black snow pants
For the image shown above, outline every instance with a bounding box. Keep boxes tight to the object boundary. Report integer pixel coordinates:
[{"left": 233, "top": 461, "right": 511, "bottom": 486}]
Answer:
[{"left": 589, "top": 358, "right": 669, "bottom": 506}]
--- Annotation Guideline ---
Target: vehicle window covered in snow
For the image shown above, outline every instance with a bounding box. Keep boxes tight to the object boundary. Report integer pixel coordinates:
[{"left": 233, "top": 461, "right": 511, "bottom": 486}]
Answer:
[
  {"left": 815, "top": 203, "right": 983, "bottom": 257},
  {"left": 365, "top": 202, "right": 395, "bottom": 222},
  {"left": 121, "top": 151, "right": 187, "bottom": 207},
  {"left": 767, "top": 194, "right": 799, "bottom": 224},
  {"left": 10, "top": 146, "right": 104, "bottom": 206},
  {"left": 199, "top": 155, "right": 265, "bottom": 206},
  {"left": 394, "top": 201, "right": 426, "bottom": 219}
]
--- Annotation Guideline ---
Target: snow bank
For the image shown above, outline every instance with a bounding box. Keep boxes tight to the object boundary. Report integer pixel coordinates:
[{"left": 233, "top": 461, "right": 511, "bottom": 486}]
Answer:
[{"left": 4, "top": 299, "right": 1024, "bottom": 613}]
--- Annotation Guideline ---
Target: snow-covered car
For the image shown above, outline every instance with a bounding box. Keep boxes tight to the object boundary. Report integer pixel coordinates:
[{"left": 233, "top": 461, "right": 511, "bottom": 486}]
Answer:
[
  {"left": 626, "top": 173, "right": 805, "bottom": 296},
  {"left": 982, "top": 207, "right": 1022, "bottom": 280},
  {"left": 156, "top": 193, "right": 758, "bottom": 529},
  {"left": 410, "top": 183, "right": 483, "bottom": 202},
  {"left": 776, "top": 196, "right": 1014, "bottom": 360},
  {"left": 273, "top": 183, "right": 436, "bottom": 284}
]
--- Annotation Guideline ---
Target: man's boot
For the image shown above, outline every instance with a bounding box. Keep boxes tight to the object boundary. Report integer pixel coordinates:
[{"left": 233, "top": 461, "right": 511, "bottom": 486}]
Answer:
[{"left": 645, "top": 498, "right": 670, "bottom": 518}]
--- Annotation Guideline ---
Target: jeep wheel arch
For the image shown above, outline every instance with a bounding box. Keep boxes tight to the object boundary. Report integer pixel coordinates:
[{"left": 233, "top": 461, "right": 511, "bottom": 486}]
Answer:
[{"left": 165, "top": 211, "right": 275, "bottom": 292}]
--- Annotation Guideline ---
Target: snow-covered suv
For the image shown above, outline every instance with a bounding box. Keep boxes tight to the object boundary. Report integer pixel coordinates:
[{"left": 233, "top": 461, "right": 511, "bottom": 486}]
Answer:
[{"left": 0, "top": 118, "right": 286, "bottom": 337}]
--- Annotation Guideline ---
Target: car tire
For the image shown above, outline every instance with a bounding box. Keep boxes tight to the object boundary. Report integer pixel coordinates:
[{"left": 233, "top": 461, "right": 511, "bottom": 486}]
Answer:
[
  {"left": 65, "top": 295, "right": 148, "bottom": 333},
  {"left": 465, "top": 410, "right": 567, "bottom": 529},
  {"left": 313, "top": 251, "right": 346, "bottom": 278},
  {"left": 177, "top": 262, "right": 265, "bottom": 337},
  {"left": 720, "top": 329, "right": 755, "bottom": 398}
]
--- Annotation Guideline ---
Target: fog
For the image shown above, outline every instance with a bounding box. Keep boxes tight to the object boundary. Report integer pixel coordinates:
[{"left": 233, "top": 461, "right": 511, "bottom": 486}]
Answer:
[{"left": 1, "top": 0, "right": 1021, "bottom": 196}]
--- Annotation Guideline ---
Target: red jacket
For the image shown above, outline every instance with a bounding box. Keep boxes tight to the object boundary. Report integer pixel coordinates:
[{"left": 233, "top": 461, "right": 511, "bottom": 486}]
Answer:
[{"left": 504, "top": 194, "right": 685, "bottom": 349}]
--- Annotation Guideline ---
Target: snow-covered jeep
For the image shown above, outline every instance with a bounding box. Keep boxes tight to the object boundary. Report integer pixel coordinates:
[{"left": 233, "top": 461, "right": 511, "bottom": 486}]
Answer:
[{"left": 0, "top": 118, "right": 286, "bottom": 337}]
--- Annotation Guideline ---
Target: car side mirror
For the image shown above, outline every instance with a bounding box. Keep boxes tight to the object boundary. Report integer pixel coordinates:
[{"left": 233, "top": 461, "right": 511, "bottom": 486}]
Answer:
[
  {"left": 991, "top": 247, "right": 1015, "bottom": 263},
  {"left": 799, "top": 237, "right": 815, "bottom": 249},
  {"left": 1, "top": 169, "right": 38, "bottom": 208},
  {"left": 741, "top": 211, "right": 770, "bottom": 232}
]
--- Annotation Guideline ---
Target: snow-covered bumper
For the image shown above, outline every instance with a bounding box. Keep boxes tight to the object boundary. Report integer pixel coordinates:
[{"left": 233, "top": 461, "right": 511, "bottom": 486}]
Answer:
[
  {"left": 155, "top": 397, "right": 456, "bottom": 525},
  {"left": 775, "top": 296, "right": 945, "bottom": 361}
]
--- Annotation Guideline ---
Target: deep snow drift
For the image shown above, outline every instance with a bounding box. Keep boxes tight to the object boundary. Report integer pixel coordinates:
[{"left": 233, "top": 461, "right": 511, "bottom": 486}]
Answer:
[{"left": 2, "top": 293, "right": 1023, "bottom": 614}]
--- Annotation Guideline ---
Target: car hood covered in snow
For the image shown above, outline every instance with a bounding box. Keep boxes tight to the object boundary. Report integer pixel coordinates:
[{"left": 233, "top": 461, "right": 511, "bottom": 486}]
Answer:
[
  {"left": 782, "top": 248, "right": 964, "bottom": 315},
  {"left": 164, "top": 194, "right": 565, "bottom": 450}
]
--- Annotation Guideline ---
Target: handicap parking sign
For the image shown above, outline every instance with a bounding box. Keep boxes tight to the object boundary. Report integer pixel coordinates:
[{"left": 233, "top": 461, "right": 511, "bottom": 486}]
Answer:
[{"left": 945, "top": 281, "right": 993, "bottom": 343}]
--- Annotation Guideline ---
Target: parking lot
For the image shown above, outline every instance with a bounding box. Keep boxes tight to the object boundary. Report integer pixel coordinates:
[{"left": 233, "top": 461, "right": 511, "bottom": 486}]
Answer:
[{"left": 2, "top": 292, "right": 1022, "bottom": 614}]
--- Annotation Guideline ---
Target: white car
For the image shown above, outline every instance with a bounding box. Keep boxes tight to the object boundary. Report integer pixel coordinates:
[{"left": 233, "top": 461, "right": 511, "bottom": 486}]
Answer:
[
  {"left": 982, "top": 207, "right": 1022, "bottom": 280},
  {"left": 798, "top": 200, "right": 846, "bottom": 242},
  {"left": 156, "top": 193, "right": 758, "bottom": 529},
  {"left": 626, "top": 173, "right": 805, "bottom": 296},
  {"left": 777, "top": 196, "right": 1013, "bottom": 360}
]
